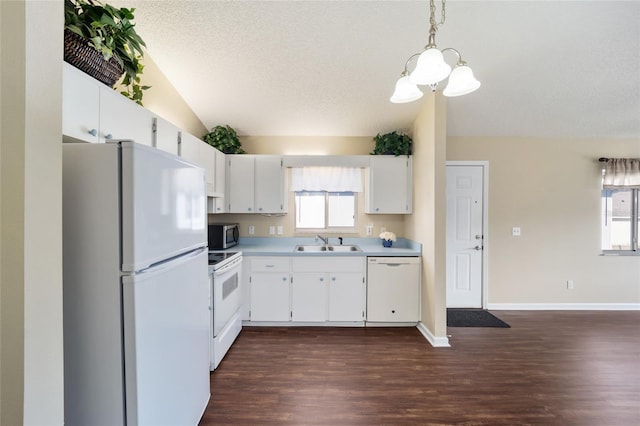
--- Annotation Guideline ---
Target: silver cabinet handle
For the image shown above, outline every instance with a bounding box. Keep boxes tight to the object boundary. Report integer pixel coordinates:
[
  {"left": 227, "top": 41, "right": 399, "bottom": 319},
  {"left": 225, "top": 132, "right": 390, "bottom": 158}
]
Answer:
[
  {"left": 331, "top": 277, "right": 336, "bottom": 281},
  {"left": 282, "top": 277, "right": 287, "bottom": 281},
  {"left": 320, "top": 277, "right": 324, "bottom": 282},
  {"left": 88, "top": 129, "right": 97, "bottom": 136},
  {"left": 105, "top": 133, "right": 113, "bottom": 140}
]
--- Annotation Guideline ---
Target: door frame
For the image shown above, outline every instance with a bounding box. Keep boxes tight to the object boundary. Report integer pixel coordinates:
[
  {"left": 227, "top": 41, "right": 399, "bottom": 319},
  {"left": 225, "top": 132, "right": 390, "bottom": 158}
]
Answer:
[{"left": 445, "top": 161, "right": 490, "bottom": 309}]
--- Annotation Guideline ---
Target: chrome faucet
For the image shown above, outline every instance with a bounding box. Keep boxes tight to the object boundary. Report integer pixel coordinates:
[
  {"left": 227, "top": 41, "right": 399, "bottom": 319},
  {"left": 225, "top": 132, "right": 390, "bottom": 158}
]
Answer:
[{"left": 316, "top": 235, "right": 328, "bottom": 244}]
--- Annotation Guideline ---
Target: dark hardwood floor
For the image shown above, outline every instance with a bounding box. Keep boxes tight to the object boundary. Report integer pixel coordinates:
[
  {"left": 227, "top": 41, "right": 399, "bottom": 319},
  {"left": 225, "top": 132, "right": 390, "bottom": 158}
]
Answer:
[{"left": 199, "top": 311, "right": 640, "bottom": 425}]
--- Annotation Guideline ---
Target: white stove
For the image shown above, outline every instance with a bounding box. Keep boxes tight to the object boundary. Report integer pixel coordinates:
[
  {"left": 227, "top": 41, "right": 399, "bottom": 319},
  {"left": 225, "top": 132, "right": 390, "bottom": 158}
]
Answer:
[{"left": 208, "top": 251, "right": 243, "bottom": 370}]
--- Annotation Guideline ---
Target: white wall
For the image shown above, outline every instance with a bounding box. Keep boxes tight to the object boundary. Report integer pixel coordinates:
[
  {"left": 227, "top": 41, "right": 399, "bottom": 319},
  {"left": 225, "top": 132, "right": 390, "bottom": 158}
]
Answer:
[
  {"left": 1, "top": 1, "right": 64, "bottom": 425},
  {"left": 448, "top": 136, "right": 640, "bottom": 307}
]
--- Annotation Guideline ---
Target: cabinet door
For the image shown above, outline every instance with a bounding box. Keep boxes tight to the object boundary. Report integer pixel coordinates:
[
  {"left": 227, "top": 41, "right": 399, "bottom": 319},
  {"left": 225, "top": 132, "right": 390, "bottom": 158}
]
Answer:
[
  {"left": 200, "top": 142, "right": 217, "bottom": 196},
  {"left": 227, "top": 155, "right": 255, "bottom": 213},
  {"left": 366, "top": 156, "right": 412, "bottom": 214},
  {"left": 255, "top": 156, "right": 285, "bottom": 213},
  {"left": 291, "top": 273, "right": 328, "bottom": 322},
  {"left": 99, "top": 86, "right": 153, "bottom": 146},
  {"left": 250, "top": 273, "right": 290, "bottom": 322},
  {"left": 328, "top": 273, "right": 365, "bottom": 322},
  {"left": 208, "top": 149, "right": 226, "bottom": 213},
  {"left": 179, "top": 132, "right": 201, "bottom": 165},
  {"left": 153, "top": 116, "right": 179, "bottom": 155},
  {"left": 62, "top": 63, "right": 100, "bottom": 143}
]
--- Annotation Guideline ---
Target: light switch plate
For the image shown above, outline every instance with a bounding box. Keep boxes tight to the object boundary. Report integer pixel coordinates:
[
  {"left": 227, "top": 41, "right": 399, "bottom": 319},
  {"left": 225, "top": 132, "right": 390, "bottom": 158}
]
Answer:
[
  {"left": 248, "top": 225, "right": 255, "bottom": 235},
  {"left": 269, "top": 226, "right": 276, "bottom": 235},
  {"left": 277, "top": 226, "right": 283, "bottom": 235}
]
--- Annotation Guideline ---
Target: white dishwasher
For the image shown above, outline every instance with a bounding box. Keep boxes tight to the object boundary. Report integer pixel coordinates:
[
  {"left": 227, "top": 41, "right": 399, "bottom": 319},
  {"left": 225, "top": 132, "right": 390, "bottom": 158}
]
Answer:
[{"left": 367, "top": 257, "right": 421, "bottom": 322}]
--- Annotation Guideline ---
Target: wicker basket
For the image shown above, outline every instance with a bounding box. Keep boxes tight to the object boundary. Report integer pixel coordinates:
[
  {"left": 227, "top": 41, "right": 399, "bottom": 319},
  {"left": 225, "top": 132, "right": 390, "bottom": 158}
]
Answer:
[{"left": 64, "top": 29, "right": 124, "bottom": 87}]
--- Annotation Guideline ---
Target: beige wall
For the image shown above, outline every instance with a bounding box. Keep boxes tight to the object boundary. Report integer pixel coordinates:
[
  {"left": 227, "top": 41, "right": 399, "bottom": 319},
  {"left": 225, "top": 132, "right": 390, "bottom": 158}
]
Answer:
[
  {"left": 129, "top": 53, "right": 207, "bottom": 137},
  {"left": 405, "top": 95, "right": 447, "bottom": 339},
  {"left": 1, "top": 1, "right": 64, "bottom": 425},
  {"left": 241, "top": 135, "right": 374, "bottom": 155},
  {"left": 212, "top": 136, "right": 407, "bottom": 239},
  {"left": 448, "top": 137, "right": 640, "bottom": 305}
]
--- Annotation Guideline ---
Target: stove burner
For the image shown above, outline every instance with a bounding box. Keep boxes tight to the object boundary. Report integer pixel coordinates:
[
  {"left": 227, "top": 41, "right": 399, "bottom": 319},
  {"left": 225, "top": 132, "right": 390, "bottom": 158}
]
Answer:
[{"left": 208, "top": 251, "right": 240, "bottom": 266}]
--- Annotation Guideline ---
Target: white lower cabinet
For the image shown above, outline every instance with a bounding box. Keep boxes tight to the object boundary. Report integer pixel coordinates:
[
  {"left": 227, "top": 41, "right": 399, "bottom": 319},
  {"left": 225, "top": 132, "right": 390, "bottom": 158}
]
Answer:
[
  {"left": 328, "top": 273, "right": 365, "bottom": 322},
  {"left": 248, "top": 257, "right": 290, "bottom": 322},
  {"left": 291, "top": 273, "right": 328, "bottom": 322},
  {"left": 291, "top": 257, "right": 365, "bottom": 323}
]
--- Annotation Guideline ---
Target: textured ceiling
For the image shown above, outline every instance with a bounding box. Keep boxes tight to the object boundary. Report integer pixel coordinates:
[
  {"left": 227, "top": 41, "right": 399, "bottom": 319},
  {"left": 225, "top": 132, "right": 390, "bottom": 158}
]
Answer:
[{"left": 110, "top": 1, "right": 640, "bottom": 138}]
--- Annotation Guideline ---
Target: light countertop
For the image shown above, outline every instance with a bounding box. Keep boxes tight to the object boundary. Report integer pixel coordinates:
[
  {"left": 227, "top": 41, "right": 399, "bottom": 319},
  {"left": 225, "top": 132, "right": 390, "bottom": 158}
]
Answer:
[{"left": 217, "top": 237, "right": 421, "bottom": 257}]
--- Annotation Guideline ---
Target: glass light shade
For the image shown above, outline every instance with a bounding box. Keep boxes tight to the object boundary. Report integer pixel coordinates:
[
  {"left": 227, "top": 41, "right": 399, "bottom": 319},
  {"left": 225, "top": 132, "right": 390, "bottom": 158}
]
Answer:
[
  {"left": 390, "top": 75, "right": 424, "bottom": 103},
  {"left": 410, "top": 48, "right": 452, "bottom": 85},
  {"left": 443, "top": 65, "right": 481, "bottom": 97}
]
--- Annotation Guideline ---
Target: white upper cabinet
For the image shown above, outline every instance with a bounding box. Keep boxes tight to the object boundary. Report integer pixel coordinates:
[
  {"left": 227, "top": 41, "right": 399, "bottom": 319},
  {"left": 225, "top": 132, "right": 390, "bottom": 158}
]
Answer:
[
  {"left": 365, "top": 156, "right": 413, "bottom": 214},
  {"left": 208, "top": 149, "right": 226, "bottom": 214},
  {"left": 62, "top": 63, "right": 100, "bottom": 143},
  {"left": 62, "top": 63, "right": 153, "bottom": 146},
  {"left": 179, "top": 131, "right": 201, "bottom": 164},
  {"left": 255, "top": 156, "right": 285, "bottom": 213},
  {"left": 153, "top": 116, "right": 180, "bottom": 155},
  {"left": 227, "top": 155, "right": 285, "bottom": 214},
  {"left": 99, "top": 86, "right": 153, "bottom": 146},
  {"left": 227, "top": 155, "right": 255, "bottom": 213},
  {"left": 200, "top": 142, "right": 217, "bottom": 196}
]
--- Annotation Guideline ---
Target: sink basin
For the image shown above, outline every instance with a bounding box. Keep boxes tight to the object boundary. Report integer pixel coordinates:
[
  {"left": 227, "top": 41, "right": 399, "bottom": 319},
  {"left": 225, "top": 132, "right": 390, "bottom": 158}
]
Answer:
[
  {"left": 294, "top": 245, "right": 328, "bottom": 252},
  {"left": 294, "top": 245, "right": 361, "bottom": 253},
  {"left": 327, "top": 245, "right": 361, "bottom": 252}
]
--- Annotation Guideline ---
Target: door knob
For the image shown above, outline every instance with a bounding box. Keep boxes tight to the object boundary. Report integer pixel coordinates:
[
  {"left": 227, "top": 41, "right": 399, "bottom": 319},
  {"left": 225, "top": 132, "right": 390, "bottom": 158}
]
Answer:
[{"left": 474, "top": 246, "right": 483, "bottom": 251}]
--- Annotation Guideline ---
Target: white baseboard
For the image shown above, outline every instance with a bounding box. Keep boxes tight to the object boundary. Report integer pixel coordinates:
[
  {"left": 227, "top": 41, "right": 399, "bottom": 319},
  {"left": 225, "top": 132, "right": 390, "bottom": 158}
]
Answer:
[
  {"left": 487, "top": 303, "right": 640, "bottom": 311},
  {"left": 416, "top": 322, "right": 450, "bottom": 347}
]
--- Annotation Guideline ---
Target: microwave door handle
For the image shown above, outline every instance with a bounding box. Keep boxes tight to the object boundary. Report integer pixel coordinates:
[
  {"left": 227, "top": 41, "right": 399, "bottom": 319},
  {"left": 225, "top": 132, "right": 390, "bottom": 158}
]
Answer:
[{"left": 233, "top": 226, "right": 239, "bottom": 242}]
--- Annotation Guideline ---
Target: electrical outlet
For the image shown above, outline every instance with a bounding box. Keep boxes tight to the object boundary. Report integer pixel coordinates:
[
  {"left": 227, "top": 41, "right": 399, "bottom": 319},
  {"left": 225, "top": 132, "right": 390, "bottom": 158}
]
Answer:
[
  {"left": 269, "top": 226, "right": 275, "bottom": 235},
  {"left": 277, "top": 226, "right": 283, "bottom": 235},
  {"left": 567, "top": 280, "right": 574, "bottom": 289},
  {"left": 248, "top": 225, "right": 255, "bottom": 235},
  {"left": 512, "top": 227, "right": 521, "bottom": 236},
  {"left": 366, "top": 224, "right": 373, "bottom": 236}
]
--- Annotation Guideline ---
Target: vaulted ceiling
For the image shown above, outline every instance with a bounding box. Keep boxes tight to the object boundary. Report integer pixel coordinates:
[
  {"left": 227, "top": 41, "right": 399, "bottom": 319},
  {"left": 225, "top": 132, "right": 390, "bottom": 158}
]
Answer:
[{"left": 110, "top": 1, "right": 640, "bottom": 139}]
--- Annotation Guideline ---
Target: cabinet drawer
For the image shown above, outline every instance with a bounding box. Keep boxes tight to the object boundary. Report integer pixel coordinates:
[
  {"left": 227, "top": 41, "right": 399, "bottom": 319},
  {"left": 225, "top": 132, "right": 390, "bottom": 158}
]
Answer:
[{"left": 251, "top": 257, "right": 290, "bottom": 272}]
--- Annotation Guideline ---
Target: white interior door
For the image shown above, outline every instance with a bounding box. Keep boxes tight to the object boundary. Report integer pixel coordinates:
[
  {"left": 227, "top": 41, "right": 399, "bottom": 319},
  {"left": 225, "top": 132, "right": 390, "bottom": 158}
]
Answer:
[{"left": 446, "top": 165, "right": 485, "bottom": 308}]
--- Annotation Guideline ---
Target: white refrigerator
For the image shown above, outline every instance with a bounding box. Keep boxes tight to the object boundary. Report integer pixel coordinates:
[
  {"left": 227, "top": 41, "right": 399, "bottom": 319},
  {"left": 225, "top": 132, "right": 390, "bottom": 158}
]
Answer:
[{"left": 63, "top": 141, "right": 210, "bottom": 425}]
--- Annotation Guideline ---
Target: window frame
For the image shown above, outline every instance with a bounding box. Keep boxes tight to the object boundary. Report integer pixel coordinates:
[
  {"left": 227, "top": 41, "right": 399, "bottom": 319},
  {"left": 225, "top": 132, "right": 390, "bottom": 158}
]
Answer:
[
  {"left": 294, "top": 190, "right": 357, "bottom": 233},
  {"left": 601, "top": 187, "right": 639, "bottom": 255}
]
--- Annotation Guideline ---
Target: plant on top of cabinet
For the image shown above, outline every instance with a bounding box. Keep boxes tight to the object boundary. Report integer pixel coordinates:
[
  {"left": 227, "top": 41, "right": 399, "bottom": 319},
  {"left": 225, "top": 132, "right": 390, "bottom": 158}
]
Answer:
[
  {"left": 370, "top": 131, "right": 412, "bottom": 156},
  {"left": 202, "top": 125, "right": 246, "bottom": 154},
  {"left": 64, "top": 0, "right": 150, "bottom": 105}
]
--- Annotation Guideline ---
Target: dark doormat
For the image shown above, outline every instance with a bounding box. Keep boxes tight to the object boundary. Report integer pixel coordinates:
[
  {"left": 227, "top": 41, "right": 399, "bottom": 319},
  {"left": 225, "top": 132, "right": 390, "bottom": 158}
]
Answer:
[{"left": 447, "top": 309, "right": 510, "bottom": 328}]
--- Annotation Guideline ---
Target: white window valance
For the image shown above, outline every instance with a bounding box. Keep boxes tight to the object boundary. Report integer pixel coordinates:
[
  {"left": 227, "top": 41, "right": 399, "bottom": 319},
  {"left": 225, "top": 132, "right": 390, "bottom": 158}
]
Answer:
[
  {"left": 602, "top": 158, "right": 640, "bottom": 189},
  {"left": 290, "top": 167, "right": 362, "bottom": 192}
]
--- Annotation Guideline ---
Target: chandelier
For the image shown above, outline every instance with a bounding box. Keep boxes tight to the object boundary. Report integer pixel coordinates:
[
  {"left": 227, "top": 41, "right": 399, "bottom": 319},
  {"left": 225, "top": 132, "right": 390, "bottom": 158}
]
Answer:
[{"left": 390, "top": 0, "right": 481, "bottom": 103}]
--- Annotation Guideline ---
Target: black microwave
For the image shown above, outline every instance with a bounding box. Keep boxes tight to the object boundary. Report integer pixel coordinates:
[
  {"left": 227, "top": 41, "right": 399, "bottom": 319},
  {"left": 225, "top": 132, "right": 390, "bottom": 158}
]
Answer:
[{"left": 208, "top": 223, "right": 239, "bottom": 249}]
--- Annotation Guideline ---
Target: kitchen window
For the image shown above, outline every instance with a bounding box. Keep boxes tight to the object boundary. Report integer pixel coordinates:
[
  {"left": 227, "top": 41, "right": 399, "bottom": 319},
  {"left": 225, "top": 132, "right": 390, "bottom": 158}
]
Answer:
[
  {"left": 295, "top": 191, "right": 356, "bottom": 230},
  {"left": 601, "top": 188, "right": 639, "bottom": 253},
  {"left": 290, "top": 166, "right": 361, "bottom": 232},
  {"left": 600, "top": 158, "right": 640, "bottom": 255}
]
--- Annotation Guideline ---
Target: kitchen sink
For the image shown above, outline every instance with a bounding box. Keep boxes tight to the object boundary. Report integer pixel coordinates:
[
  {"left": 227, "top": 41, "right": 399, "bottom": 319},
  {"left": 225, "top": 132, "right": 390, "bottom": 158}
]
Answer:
[
  {"left": 294, "top": 245, "right": 361, "bottom": 253},
  {"left": 327, "top": 245, "right": 361, "bottom": 252},
  {"left": 294, "top": 245, "right": 328, "bottom": 252}
]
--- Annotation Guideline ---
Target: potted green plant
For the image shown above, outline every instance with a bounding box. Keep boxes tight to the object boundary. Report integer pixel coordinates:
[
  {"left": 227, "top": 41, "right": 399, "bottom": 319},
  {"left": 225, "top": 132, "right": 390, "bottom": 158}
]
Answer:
[
  {"left": 371, "top": 131, "right": 412, "bottom": 156},
  {"left": 64, "top": 0, "right": 149, "bottom": 105},
  {"left": 203, "top": 125, "right": 246, "bottom": 154}
]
